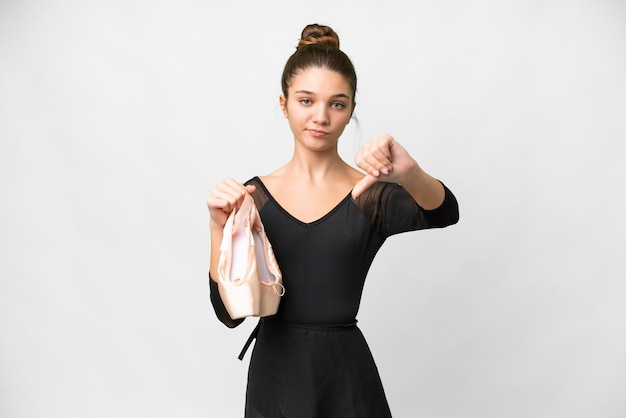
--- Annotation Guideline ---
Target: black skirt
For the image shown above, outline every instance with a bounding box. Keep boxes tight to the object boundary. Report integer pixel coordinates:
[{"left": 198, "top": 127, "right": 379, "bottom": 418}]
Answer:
[{"left": 244, "top": 319, "right": 393, "bottom": 418}]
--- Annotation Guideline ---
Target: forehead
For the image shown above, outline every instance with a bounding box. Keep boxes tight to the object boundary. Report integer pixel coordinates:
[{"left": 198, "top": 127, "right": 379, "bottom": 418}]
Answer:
[{"left": 289, "top": 67, "right": 352, "bottom": 98}]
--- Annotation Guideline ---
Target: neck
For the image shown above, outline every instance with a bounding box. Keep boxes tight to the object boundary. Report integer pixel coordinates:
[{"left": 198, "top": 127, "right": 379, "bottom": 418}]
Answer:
[{"left": 283, "top": 147, "right": 349, "bottom": 184}]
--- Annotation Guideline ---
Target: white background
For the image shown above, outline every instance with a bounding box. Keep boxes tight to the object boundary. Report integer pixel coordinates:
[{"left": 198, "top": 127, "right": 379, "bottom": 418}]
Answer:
[{"left": 1, "top": 1, "right": 625, "bottom": 417}]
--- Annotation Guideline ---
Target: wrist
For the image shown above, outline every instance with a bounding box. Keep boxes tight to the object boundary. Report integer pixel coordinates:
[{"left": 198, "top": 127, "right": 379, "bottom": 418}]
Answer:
[
  {"left": 397, "top": 160, "right": 422, "bottom": 185},
  {"left": 209, "top": 219, "right": 225, "bottom": 233}
]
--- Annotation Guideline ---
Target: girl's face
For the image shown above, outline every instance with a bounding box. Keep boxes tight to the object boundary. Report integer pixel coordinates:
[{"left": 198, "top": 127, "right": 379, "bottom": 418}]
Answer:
[{"left": 280, "top": 67, "right": 355, "bottom": 152}]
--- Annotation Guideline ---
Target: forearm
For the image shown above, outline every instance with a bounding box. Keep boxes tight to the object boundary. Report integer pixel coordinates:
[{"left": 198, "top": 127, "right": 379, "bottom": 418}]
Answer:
[{"left": 399, "top": 163, "right": 446, "bottom": 210}]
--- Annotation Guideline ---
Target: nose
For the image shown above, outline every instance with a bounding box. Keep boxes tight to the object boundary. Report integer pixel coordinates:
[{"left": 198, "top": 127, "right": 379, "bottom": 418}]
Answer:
[{"left": 312, "top": 104, "right": 329, "bottom": 125}]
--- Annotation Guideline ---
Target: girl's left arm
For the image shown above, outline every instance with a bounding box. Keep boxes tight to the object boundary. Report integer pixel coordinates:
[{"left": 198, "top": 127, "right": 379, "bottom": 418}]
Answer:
[{"left": 352, "top": 133, "right": 449, "bottom": 210}]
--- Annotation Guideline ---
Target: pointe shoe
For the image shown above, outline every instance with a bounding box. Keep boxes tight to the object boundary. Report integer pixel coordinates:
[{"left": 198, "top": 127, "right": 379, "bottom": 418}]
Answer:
[
  {"left": 217, "top": 194, "right": 260, "bottom": 319},
  {"left": 250, "top": 203, "right": 284, "bottom": 316},
  {"left": 216, "top": 193, "right": 283, "bottom": 319}
]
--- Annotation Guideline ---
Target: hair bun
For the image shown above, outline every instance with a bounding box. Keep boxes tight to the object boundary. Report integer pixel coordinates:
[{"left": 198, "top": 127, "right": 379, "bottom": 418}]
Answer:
[{"left": 298, "top": 24, "right": 340, "bottom": 49}]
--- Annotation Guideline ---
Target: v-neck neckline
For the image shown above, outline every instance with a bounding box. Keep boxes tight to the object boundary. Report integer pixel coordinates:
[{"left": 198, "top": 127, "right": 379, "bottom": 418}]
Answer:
[{"left": 254, "top": 176, "right": 353, "bottom": 227}]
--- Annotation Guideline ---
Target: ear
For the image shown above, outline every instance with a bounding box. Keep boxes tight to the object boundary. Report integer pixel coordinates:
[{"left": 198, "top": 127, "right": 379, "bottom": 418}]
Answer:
[{"left": 279, "top": 96, "right": 288, "bottom": 118}]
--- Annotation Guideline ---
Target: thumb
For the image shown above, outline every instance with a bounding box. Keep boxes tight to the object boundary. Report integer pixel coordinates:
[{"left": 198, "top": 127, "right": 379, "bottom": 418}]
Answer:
[{"left": 351, "top": 174, "right": 378, "bottom": 199}]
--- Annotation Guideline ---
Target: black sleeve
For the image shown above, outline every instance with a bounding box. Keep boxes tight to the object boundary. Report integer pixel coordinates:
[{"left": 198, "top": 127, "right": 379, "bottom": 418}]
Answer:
[
  {"left": 209, "top": 273, "right": 245, "bottom": 328},
  {"left": 421, "top": 183, "right": 460, "bottom": 227},
  {"left": 356, "top": 181, "right": 459, "bottom": 238}
]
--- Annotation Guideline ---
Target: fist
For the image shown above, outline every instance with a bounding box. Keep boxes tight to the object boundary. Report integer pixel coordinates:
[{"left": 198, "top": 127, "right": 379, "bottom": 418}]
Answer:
[
  {"left": 207, "top": 179, "right": 256, "bottom": 228},
  {"left": 352, "top": 134, "right": 417, "bottom": 199}
]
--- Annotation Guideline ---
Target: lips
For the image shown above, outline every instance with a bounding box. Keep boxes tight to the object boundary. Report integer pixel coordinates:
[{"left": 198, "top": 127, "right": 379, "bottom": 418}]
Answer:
[{"left": 307, "top": 129, "right": 328, "bottom": 137}]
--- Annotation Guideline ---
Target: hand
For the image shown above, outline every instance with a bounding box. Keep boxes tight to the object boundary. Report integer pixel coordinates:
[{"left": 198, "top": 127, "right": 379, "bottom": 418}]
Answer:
[
  {"left": 352, "top": 134, "right": 418, "bottom": 199},
  {"left": 207, "top": 179, "right": 256, "bottom": 229}
]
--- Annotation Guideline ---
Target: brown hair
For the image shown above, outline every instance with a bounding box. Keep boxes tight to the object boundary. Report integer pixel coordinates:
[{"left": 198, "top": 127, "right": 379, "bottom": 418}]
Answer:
[{"left": 281, "top": 24, "right": 357, "bottom": 103}]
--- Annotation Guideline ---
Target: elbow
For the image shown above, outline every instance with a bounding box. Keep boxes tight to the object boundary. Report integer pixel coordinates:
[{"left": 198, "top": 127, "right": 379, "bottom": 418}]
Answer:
[
  {"left": 424, "top": 184, "right": 459, "bottom": 228},
  {"left": 448, "top": 204, "right": 460, "bottom": 226},
  {"left": 221, "top": 316, "right": 245, "bottom": 329},
  {"left": 440, "top": 184, "right": 459, "bottom": 227}
]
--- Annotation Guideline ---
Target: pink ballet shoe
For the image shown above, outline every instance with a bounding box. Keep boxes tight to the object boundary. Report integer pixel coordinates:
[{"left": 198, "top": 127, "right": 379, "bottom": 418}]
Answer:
[
  {"left": 250, "top": 203, "right": 284, "bottom": 316},
  {"left": 217, "top": 194, "right": 284, "bottom": 319}
]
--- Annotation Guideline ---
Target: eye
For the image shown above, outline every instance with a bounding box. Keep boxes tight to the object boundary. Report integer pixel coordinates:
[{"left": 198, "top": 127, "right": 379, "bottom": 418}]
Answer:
[
  {"left": 299, "top": 98, "right": 312, "bottom": 105},
  {"left": 331, "top": 102, "right": 346, "bottom": 109}
]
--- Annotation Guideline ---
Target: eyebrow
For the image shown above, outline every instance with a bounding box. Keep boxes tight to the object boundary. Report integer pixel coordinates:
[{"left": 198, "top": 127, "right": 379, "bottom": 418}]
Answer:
[{"left": 294, "top": 90, "right": 351, "bottom": 100}]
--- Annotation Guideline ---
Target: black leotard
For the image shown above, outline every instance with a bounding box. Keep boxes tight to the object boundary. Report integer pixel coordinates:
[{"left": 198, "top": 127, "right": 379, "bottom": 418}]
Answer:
[{"left": 210, "top": 177, "right": 459, "bottom": 417}]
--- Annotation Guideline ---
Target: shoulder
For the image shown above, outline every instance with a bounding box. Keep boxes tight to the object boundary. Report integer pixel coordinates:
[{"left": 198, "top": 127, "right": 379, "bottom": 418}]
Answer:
[
  {"left": 254, "top": 165, "right": 293, "bottom": 190},
  {"left": 243, "top": 177, "right": 271, "bottom": 210},
  {"left": 244, "top": 176, "right": 267, "bottom": 188},
  {"left": 353, "top": 181, "right": 405, "bottom": 201}
]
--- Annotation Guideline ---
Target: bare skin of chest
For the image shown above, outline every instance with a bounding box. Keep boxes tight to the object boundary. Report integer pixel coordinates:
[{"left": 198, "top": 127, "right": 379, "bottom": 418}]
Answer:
[{"left": 261, "top": 177, "right": 358, "bottom": 224}]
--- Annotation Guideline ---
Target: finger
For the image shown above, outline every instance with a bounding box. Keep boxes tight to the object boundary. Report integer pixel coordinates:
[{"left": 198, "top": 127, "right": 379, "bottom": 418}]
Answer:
[
  {"left": 355, "top": 145, "right": 381, "bottom": 176},
  {"left": 371, "top": 135, "right": 393, "bottom": 160},
  {"left": 208, "top": 188, "right": 239, "bottom": 212},
  {"left": 222, "top": 178, "right": 249, "bottom": 198},
  {"left": 355, "top": 152, "right": 391, "bottom": 177},
  {"left": 208, "top": 179, "right": 248, "bottom": 212},
  {"left": 357, "top": 142, "right": 393, "bottom": 175},
  {"left": 207, "top": 195, "right": 236, "bottom": 216},
  {"left": 355, "top": 157, "right": 380, "bottom": 177},
  {"left": 375, "top": 134, "right": 397, "bottom": 170},
  {"left": 351, "top": 174, "right": 379, "bottom": 199}
]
